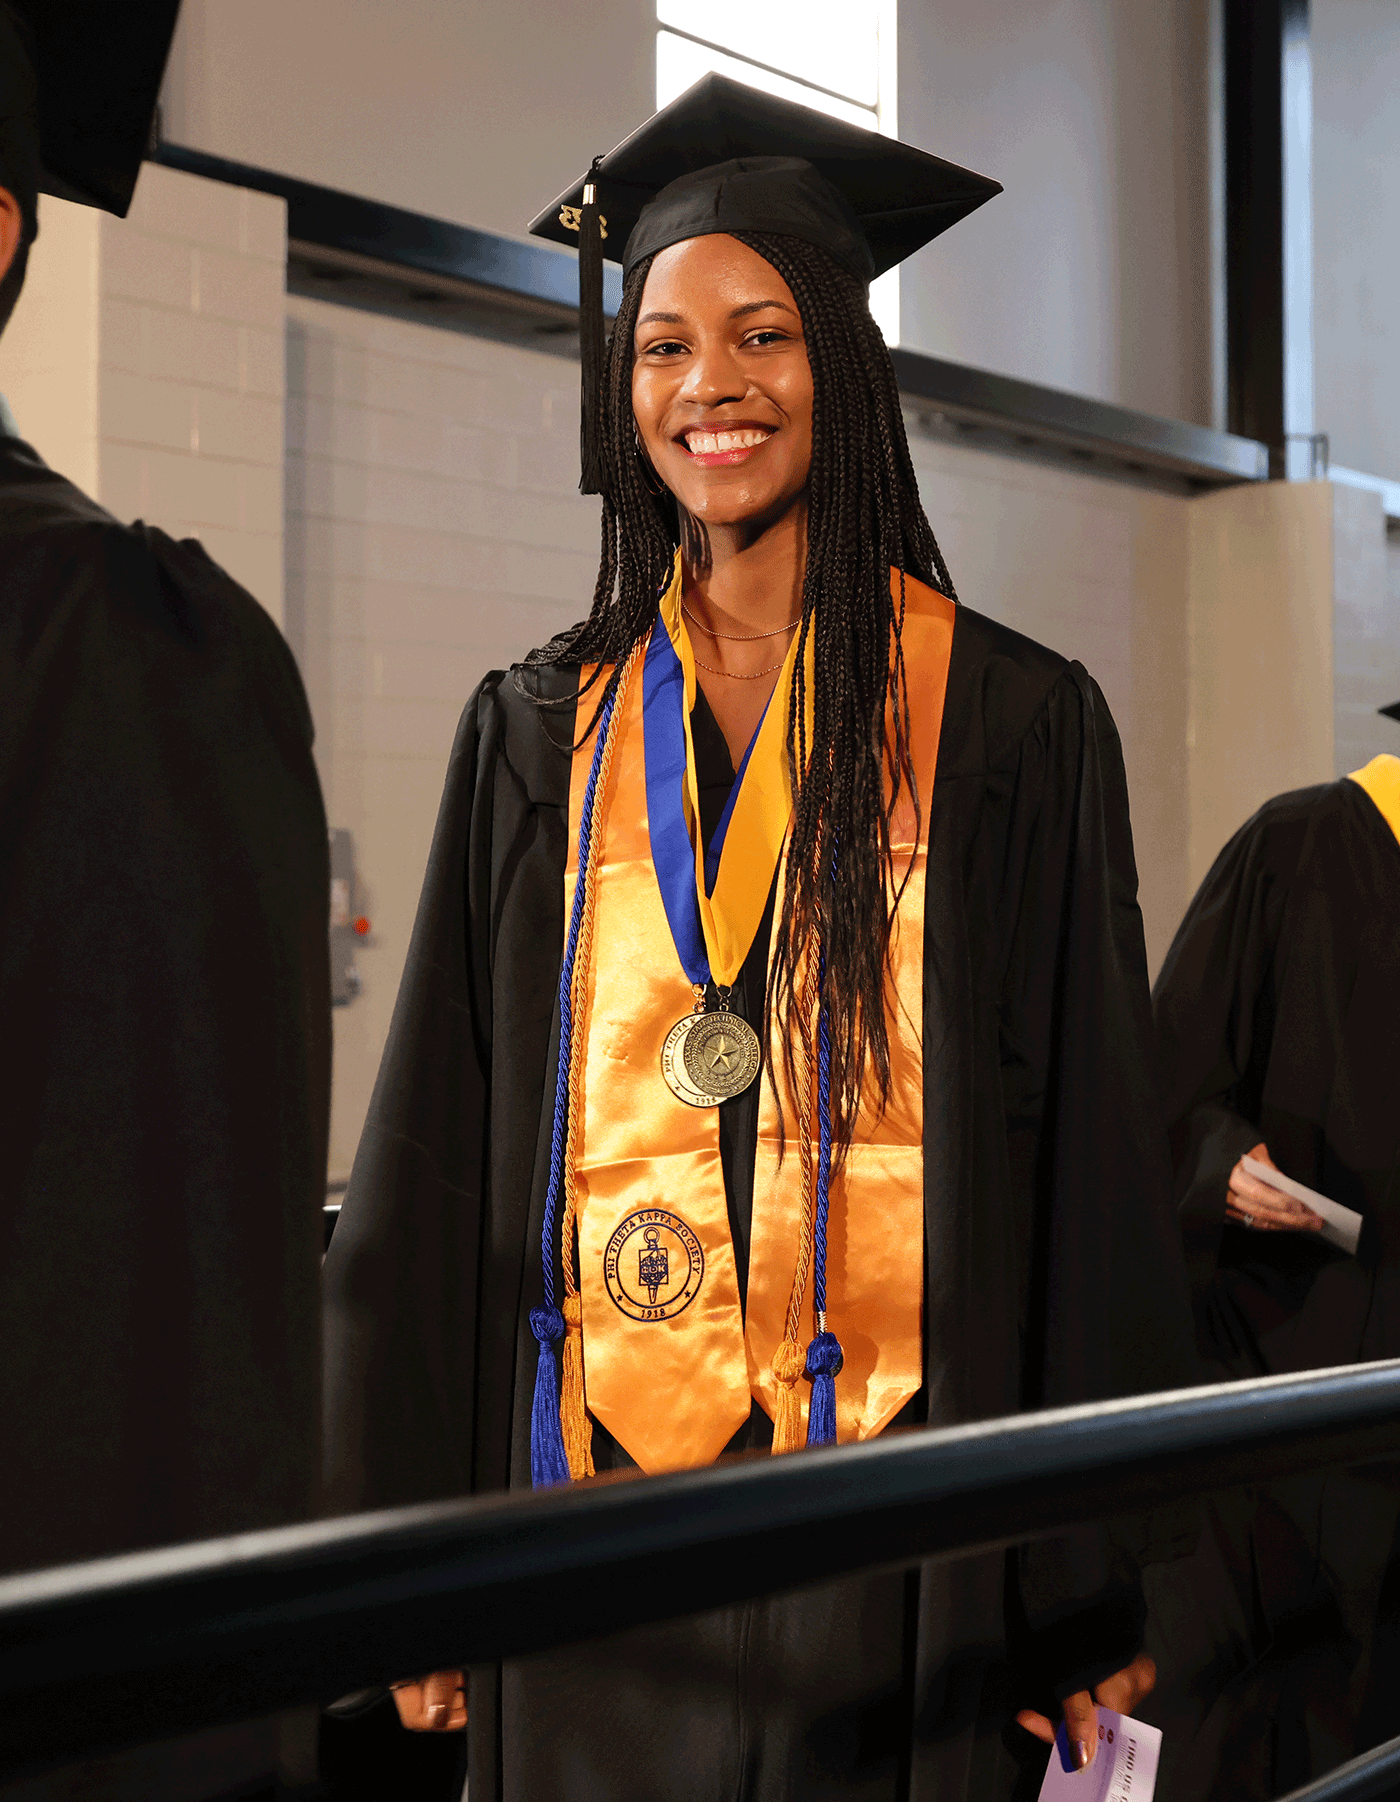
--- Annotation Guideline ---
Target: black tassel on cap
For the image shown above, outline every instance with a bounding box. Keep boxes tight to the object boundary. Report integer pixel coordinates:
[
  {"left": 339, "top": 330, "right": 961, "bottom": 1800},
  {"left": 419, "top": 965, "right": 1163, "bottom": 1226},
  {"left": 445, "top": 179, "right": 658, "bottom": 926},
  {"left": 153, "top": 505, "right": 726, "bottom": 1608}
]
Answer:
[{"left": 577, "top": 156, "right": 607, "bottom": 496}]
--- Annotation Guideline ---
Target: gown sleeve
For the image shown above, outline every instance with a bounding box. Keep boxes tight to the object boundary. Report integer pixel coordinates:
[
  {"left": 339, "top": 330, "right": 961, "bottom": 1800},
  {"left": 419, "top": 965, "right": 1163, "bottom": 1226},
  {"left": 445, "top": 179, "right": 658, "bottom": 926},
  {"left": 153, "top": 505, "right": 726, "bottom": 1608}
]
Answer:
[
  {"left": 322, "top": 678, "right": 500, "bottom": 1514},
  {"left": 996, "top": 664, "right": 1198, "bottom": 1699},
  {"left": 1151, "top": 811, "right": 1292, "bottom": 1301}
]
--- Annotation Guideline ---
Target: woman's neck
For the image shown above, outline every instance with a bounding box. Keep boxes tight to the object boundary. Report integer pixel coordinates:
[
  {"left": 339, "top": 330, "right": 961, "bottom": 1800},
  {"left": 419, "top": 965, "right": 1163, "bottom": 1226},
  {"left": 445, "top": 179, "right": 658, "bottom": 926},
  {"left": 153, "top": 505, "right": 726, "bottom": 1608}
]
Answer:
[
  {"left": 682, "top": 504, "right": 806, "bottom": 635},
  {"left": 680, "top": 505, "right": 807, "bottom": 770}
]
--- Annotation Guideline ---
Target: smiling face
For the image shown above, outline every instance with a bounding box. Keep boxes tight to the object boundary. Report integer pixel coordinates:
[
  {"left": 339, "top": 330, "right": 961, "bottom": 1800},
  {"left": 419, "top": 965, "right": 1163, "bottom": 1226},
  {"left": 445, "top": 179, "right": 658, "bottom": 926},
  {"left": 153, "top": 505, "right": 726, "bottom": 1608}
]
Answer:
[{"left": 630, "top": 234, "right": 815, "bottom": 535}]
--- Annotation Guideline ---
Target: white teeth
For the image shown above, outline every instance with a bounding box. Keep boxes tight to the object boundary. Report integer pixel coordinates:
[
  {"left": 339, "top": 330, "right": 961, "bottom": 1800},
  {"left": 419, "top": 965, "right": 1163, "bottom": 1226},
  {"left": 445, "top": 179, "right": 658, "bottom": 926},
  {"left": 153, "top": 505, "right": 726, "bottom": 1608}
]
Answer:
[{"left": 685, "top": 428, "right": 772, "bottom": 454}]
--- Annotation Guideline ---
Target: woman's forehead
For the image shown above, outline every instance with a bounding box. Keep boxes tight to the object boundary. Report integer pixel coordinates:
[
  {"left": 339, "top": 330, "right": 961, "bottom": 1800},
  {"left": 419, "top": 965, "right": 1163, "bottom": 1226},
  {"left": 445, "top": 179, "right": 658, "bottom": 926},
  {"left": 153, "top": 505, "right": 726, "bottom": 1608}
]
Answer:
[{"left": 638, "top": 235, "right": 797, "bottom": 321}]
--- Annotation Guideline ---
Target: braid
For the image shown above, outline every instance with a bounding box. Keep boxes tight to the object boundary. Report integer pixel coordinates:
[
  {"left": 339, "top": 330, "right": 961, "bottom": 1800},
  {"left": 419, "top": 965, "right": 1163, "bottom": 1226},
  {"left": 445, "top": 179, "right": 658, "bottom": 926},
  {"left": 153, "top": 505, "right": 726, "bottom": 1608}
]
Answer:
[
  {"left": 528, "top": 234, "right": 955, "bottom": 1151},
  {"left": 524, "top": 254, "right": 676, "bottom": 735}
]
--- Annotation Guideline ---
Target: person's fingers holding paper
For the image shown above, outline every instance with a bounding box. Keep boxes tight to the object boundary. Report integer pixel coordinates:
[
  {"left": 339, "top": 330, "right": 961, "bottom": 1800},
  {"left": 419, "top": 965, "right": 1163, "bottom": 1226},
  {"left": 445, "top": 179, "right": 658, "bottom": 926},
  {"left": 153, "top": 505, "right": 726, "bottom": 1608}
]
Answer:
[
  {"left": 1226, "top": 1143, "right": 1323, "bottom": 1231},
  {"left": 1094, "top": 1651, "right": 1156, "bottom": 1716},
  {"left": 1060, "top": 1690, "right": 1099, "bottom": 1770}
]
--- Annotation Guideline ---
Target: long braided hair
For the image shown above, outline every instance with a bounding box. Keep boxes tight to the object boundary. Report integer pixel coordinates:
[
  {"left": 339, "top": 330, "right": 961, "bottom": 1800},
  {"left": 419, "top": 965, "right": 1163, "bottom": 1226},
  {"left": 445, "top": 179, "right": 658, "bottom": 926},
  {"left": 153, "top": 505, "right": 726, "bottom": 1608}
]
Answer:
[{"left": 527, "top": 232, "right": 955, "bottom": 1148}]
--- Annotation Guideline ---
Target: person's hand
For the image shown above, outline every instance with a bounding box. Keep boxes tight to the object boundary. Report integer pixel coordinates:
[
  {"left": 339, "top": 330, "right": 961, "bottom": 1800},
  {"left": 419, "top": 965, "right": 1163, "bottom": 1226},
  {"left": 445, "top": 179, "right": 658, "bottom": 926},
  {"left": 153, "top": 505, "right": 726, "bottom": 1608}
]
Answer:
[
  {"left": 391, "top": 1670, "right": 467, "bottom": 1732},
  {"left": 1225, "top": 1142, "right": 1322, "bottom": 1234},
  {"left": 1016, "top": 1652, "right": 1156, "bottom": 1770}
]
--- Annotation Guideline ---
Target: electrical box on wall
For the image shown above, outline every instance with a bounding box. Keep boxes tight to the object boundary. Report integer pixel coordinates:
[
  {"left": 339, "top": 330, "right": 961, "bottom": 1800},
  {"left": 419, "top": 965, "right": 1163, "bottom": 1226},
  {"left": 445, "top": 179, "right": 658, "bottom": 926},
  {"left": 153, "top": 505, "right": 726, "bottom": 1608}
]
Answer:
[{"left": 329, "top": 828, "right": 370, "bottom": 1006}]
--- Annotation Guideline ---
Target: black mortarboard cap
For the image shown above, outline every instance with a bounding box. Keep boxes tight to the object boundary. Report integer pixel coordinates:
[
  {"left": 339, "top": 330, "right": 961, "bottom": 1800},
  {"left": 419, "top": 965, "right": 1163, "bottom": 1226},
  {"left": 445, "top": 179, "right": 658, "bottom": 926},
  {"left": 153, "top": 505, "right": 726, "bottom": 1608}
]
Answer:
[
  {"left": 1380, "top": 700, "right": 1400, "bottom": 724},
  {"left": 0, "top": 0, "right": 181, "bottom": 235},
  {"left": 528, "top": 74, "right": 1000, "bottom": 494}
]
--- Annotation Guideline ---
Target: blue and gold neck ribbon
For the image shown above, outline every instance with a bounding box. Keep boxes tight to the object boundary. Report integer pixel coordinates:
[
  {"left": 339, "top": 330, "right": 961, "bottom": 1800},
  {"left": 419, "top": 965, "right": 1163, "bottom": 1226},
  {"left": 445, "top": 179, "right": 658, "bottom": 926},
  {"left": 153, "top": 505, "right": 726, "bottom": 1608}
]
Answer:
[{"left": 644, "top": 555, "right": 811, "bottom": 990}]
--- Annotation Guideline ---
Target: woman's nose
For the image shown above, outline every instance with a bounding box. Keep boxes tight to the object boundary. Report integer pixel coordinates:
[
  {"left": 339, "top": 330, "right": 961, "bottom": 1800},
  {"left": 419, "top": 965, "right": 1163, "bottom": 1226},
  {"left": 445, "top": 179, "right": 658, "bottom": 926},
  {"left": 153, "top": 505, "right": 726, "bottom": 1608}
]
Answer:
[{"left": 679, "top": 341, "right": 746, "bottom": 406}]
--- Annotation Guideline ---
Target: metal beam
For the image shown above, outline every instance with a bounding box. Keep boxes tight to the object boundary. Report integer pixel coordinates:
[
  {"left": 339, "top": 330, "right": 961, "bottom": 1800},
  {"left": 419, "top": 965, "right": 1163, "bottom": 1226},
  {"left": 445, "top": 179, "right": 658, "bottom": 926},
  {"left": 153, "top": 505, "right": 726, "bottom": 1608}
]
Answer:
[
  {"left": 1, "top": 1361, "right": 1400, "bottom": 1777},
  {"left": 889, "top": 348, "right": 1269, "bottom": 485},
  {"left": 152, "top": 140, "right": 1269, "bottom": 491},
  {"left": 1223, "top": 0, "right": 1314, "bottom": 475}
]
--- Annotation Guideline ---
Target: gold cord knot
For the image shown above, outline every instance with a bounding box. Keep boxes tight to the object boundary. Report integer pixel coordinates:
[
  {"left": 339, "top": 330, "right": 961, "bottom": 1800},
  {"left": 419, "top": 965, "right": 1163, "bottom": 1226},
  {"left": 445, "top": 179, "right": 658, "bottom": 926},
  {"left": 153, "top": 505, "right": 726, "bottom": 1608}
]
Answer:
[{"left": 772, "top": 1338, "right": 807, "bottom": 1386}]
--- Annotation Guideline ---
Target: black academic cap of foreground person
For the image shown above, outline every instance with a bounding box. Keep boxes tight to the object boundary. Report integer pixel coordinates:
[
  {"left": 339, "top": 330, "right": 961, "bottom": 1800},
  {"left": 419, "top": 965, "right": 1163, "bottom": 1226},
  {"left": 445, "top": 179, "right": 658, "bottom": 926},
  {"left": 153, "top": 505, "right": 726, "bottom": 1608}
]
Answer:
[
  {"left": 0, "top": 0, "right": 180, "bottom": 238},
  {"left": 528, "top": 73, "right": 1001, "bottom": 492},
  {"left": 1380, "top": 699, "right": 1400, "bottom": 723}
]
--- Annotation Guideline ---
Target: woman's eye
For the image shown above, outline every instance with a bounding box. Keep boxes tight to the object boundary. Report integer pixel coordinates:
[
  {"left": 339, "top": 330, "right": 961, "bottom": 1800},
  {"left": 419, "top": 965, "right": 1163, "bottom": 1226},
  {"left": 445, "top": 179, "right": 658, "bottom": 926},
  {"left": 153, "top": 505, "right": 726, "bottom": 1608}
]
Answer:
[
  {"left": 641, "top": 339, "right": 687, "bottom": 357},
  {"left": 744, "top": 330, "right": 790, "bottom": 348}
]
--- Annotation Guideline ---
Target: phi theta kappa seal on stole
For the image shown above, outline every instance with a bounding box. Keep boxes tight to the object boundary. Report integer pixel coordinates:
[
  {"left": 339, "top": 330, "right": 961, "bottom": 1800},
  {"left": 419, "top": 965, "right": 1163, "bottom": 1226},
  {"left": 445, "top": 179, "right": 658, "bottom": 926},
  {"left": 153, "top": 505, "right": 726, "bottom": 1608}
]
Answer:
[{"left": 603, "top": 1209, "right": 705, "bottom": 1321}]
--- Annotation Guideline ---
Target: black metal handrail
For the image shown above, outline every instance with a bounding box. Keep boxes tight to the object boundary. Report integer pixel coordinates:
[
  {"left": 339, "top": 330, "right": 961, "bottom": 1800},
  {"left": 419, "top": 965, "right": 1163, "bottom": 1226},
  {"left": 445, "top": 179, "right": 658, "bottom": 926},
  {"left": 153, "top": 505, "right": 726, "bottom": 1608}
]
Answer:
[
  {"left": 0, "top": 1360, "right": 1397, "bottom": 1780},
  {"left": 1277, "top": 1735, "right": 1400, "bottom": 1802}
]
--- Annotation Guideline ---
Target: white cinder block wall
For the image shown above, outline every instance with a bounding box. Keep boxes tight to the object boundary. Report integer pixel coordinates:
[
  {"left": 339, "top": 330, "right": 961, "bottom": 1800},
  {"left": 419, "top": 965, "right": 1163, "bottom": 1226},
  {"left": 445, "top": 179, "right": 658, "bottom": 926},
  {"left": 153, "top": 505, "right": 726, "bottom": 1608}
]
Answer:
[
  {"left": 98, "top": 168, "right": 288, "bottom": 623},
  {"left": 283, "top": 296, "right": 600, "bottom": 1179},
  {"left": 907, "top": 425, "right": 1192, "bottom": 969},
  {"left": 0, "top": 163, "right": 287, "bottom": 624}
]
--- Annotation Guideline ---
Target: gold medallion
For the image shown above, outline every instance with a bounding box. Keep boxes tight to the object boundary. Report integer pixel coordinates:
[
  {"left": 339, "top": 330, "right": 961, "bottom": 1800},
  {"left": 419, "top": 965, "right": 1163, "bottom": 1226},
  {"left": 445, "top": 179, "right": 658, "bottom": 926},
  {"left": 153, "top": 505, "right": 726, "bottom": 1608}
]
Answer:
[{"left": 661, "top": 1008, "right": 762, "bottom": 1107}]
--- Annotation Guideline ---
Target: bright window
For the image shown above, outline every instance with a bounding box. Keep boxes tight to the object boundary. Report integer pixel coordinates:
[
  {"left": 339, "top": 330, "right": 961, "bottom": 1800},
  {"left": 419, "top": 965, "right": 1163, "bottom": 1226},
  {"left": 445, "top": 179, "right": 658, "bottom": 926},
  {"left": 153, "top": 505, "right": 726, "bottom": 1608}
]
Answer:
[{"left": 655, "top": 0, "right": 900, "bottom": 343}]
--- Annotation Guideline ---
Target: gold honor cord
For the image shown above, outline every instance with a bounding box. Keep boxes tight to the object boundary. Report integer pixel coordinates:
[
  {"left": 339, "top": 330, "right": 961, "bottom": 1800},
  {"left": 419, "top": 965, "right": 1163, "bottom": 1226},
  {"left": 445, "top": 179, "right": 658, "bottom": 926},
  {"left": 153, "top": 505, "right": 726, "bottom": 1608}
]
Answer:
[{"left": 559, "top": 643, "right": 645, "bottom": 1480}]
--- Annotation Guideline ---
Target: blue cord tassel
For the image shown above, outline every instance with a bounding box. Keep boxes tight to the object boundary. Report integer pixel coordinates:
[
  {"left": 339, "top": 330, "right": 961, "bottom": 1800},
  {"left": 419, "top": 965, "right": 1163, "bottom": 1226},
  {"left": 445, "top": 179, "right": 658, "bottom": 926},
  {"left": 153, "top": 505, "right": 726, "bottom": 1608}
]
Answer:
[
  {"left": 529, "top": 1305, "right": 571, "bottom": 1486},
  {"left": 805, "top": 1330, "right": 844, "bottom": 1446},
  {"left": 805, "top": 952, "right": 844, "bottom": 1447}
]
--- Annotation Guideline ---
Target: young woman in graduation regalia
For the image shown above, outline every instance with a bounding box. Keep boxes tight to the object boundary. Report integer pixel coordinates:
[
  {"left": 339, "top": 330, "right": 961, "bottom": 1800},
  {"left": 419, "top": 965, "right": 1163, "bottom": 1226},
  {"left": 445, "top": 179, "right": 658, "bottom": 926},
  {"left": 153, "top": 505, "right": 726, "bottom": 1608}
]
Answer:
[{"left": 324, "top": 75, "right": 1196, "bottom": 1802}]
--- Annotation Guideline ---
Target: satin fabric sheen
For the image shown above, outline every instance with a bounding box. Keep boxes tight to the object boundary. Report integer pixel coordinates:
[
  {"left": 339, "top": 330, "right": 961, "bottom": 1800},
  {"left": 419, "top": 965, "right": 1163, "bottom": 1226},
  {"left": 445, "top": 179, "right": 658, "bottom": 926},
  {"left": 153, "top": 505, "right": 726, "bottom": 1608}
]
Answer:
[
  {"left": 747, "top": 579, "right": 953, "bottom": 1442},
  {"left": 567, "top": 653, "right": 752, "bottom": 1472},
  {"left": 1348, "top": 752, "right": 1400, "bottom": 844},
  {"left": 565, "top": 574, "right": 953, "bottom": 1469}
]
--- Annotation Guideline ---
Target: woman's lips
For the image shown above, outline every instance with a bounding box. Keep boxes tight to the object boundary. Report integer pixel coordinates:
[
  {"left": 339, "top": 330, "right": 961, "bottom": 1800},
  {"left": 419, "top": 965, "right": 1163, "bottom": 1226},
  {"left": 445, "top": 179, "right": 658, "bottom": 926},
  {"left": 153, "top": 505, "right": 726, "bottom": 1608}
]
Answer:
[{"left": 679, "top": 426, "right": 774, "bottom": 468}]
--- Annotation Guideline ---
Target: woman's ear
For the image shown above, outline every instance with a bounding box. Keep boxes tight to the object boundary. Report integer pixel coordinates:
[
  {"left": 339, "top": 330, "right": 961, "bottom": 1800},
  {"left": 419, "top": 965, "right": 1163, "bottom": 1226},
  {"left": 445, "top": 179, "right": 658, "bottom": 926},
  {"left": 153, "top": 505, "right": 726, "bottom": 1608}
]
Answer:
[
  {"left": 0, "top": 186, "right": 25, "bottom": 286},
  {"left": 0, "top": 187, "right": 30, "bottom": 338}
]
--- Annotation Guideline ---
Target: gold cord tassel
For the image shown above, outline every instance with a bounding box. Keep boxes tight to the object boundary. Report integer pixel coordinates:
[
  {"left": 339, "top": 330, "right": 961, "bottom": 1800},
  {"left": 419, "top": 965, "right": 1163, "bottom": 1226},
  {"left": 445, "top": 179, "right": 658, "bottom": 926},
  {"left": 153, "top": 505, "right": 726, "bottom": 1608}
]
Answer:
[
  {"left": 770, "top": 1337, "right": 809, "bottom": 1454},
  {"left": 560, "top": 1293, "right": 595, "bottom": 1479}
]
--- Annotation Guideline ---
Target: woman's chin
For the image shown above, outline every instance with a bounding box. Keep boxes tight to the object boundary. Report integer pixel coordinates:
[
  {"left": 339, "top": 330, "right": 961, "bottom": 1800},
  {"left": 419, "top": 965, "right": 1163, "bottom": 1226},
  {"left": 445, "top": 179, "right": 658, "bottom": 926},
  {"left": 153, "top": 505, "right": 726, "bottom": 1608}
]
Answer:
[{"left": 676, "top": 486, "right": 804, "bottom": 534}]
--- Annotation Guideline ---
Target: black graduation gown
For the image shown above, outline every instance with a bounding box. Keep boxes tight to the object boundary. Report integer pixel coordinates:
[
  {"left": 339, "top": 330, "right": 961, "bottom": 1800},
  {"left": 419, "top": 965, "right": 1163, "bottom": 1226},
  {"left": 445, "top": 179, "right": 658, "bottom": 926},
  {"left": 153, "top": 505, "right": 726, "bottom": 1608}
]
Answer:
[
  {"left": 0, "top": 431, "right": 330, "bottom": 1573},
  {"left": 1143, "top": 777, "right": 1400, "bottom": 1799},
  {"left": 323, "top": 602, "right": 1197, "bottom": 1802}
]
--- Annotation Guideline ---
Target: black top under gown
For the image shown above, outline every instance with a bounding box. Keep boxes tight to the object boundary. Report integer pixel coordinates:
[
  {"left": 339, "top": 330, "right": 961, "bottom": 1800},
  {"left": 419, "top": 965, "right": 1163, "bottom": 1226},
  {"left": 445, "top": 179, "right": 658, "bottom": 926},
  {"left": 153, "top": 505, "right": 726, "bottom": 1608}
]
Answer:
[{"left": 323, "top": 602, "right": 1198, "bottom": 1802}]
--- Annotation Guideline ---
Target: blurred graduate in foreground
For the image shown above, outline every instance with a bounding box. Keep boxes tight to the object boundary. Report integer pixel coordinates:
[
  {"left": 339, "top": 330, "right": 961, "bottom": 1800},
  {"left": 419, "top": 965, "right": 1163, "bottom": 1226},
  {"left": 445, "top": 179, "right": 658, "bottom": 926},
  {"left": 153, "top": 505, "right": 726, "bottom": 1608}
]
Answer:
[
  {"left": 0, "top": 3, "right": 329, "bottom": 1794},
  {"left": 325, "top": 75, "right": 1196, "bottom": 1802}
]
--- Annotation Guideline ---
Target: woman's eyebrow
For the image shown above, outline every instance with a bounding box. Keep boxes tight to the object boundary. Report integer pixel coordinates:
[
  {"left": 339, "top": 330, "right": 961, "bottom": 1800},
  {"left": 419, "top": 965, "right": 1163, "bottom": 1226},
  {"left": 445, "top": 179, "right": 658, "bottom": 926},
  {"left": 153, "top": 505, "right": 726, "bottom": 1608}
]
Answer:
[
  {"left": 637, "top": 309, "right": 685, "bottom": 326},
  {"left": 730, "top": 299, "right": 798, "bottom": 320}
]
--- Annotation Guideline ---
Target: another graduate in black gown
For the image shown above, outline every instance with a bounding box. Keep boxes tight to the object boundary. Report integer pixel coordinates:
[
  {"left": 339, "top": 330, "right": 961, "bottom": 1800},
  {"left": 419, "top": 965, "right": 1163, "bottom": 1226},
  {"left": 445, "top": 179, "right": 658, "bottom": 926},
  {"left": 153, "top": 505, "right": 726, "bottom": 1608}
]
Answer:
[
  {"left": 0, "top": 13, "right": 329, "bottom": 1792},
  {"left": 1144, "top": 750, "right": 1400, "bottom": 1800},
  {"left": 324, "top": 77, "right": 1196, "bottom": 1802}
]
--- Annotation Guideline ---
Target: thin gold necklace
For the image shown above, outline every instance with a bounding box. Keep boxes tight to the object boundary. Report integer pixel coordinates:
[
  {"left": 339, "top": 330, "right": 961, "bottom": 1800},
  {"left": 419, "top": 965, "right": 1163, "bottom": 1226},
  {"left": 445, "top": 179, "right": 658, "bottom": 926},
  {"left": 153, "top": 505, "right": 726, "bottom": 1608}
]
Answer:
[
  {"left": 692, "top": 652, "right": 788, "bottom": 679},
  {"left": 682, "top": 599, "right": 801, "bottom": 641}
]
